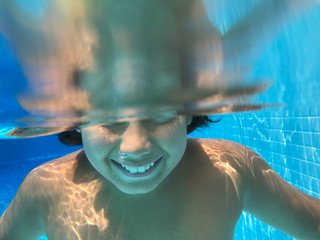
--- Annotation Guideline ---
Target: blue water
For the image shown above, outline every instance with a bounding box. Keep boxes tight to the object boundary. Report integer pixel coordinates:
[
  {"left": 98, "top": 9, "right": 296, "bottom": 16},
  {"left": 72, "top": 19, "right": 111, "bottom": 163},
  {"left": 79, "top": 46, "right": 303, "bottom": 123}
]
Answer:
[
  {"left": 1, "top": 3, "right": 320, "bottom": 240},
  {"left": 193, "top": 6, "right": 320, "bottom": 239},
  {"left": 191, "top": 110, "right": 320, "bottom": 240}
]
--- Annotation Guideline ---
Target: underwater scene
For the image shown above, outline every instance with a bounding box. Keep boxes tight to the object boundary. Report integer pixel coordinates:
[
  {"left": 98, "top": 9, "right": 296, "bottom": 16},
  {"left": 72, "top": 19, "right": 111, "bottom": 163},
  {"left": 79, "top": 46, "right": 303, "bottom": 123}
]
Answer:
[{"left": 0, "top": 0, "right": 320, "bottom": 239}]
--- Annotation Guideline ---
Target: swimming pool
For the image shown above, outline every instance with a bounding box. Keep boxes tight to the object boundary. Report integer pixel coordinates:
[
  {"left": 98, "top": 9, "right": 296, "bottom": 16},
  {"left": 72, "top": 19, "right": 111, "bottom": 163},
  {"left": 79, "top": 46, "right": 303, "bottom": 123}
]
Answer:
[
  {"left": 1, "top": 2, "right": 320, "bottom": 240},
  {"left": 193, "top": 5, "right": 320, "bottom": 239}
]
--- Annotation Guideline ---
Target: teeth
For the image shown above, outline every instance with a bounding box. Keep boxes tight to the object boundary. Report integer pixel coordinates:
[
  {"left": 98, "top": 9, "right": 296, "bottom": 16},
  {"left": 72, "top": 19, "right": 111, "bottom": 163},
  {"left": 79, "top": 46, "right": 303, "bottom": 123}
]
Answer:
[{"left": 120, "top": 161, "right": 155, "bottom": 174}]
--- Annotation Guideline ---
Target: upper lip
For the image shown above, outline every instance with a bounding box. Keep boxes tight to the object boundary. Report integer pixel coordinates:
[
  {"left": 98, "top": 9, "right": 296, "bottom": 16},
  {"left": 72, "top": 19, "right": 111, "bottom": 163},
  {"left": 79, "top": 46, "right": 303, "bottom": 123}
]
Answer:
[{"left": 111, "top": 156, "right": 162, "bottom": 167}]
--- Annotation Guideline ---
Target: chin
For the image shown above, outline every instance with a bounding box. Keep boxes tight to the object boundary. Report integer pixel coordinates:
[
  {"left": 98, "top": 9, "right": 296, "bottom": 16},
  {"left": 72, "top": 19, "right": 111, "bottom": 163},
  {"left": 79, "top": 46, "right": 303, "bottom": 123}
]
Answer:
[{"left": 116, "top": 183, "right": 160, "bottom": 195}]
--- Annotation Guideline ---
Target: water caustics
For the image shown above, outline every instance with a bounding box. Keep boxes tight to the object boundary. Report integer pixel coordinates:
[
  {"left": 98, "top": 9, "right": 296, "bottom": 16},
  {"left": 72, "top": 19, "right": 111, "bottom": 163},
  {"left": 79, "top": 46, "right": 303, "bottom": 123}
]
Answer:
[{"left": 0, "top": 0, "right": 318, "bottom": 138}]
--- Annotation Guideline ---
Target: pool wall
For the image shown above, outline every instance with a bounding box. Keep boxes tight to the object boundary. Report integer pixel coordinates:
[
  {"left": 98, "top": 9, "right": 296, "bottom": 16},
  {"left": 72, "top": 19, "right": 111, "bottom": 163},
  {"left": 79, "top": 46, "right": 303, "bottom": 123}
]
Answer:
[
  {"left": 191, "top": 5, "right": 320, "bottom": 239},
  {"left": 191, "top": 109, "right": 320, "bottom": 240}
]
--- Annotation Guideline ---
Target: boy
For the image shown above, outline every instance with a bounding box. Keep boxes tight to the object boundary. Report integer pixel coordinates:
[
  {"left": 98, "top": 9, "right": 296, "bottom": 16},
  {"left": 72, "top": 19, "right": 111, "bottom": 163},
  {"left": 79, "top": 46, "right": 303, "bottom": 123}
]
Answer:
[{"left": 0, "top": 115, "right": 319, "bottom": 240}]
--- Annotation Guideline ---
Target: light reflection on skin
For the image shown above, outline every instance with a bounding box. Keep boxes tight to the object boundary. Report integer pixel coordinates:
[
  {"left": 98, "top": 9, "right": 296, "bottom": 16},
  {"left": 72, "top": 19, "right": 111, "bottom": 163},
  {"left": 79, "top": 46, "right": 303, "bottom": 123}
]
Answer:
[
  {"left": 201, "top": 144, "right": 242, "bottom": 201},
  {"left": 5, "top": 138, "right": 245, "bottom": 239},
  {"left": 1, "top": 135, "right": 320, "bottom": 239},
  {"left": 36, "top": 153, "right": 110, "bottom": 239}
]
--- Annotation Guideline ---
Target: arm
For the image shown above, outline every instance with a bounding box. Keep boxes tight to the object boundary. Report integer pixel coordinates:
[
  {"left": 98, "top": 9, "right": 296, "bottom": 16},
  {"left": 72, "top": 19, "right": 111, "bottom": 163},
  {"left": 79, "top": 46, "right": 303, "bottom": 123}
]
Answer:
[
  {"left": 243, "top": 148, "right": 320, "bottom": 240},
  {"left": 0, "top": 168, "right": 46, "bottom": 240}
]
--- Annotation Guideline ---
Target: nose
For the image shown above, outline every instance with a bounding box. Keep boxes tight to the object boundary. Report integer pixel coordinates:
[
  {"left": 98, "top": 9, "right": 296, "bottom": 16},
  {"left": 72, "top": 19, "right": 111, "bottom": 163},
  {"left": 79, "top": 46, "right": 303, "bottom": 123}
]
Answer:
[{"left": 119, "top": 121, "right": 152, "bottom": 158}]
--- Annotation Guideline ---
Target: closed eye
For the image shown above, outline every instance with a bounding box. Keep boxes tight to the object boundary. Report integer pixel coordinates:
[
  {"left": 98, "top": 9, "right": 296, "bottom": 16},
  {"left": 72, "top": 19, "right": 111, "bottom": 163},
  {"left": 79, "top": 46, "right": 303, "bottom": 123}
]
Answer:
[
  {"left": 100, "top": 122, "right": 127, "bottom": 129},
  {"left": 149, "top": 116, "right": 176, "bottom": 125}
]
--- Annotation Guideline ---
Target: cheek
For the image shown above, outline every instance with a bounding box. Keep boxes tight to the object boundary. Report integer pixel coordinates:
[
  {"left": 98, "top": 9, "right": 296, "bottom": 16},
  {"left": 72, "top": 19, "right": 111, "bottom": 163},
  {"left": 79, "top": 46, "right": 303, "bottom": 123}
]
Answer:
[
  {"left": 152, "top": 117, "right": 188, "bottom": 149},
  {"left": 81, "top": 127, "right": 119, "bottom": 161}
]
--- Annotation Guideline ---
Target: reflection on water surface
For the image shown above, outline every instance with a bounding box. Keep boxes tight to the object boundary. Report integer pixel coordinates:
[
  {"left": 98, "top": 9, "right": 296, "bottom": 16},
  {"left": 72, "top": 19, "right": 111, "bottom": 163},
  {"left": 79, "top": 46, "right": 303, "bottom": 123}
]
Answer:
[{"left": 0, "top": 0, "right": 317, "bottom": 138}]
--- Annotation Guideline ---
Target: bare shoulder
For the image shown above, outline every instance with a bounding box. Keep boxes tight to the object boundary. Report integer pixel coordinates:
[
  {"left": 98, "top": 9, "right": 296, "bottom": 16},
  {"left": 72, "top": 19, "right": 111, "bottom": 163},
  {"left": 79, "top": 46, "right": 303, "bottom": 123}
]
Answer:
[
  {"left": 188, "top": 138, "right": 249, "bottom": 151},
  {"left": 188, "top": 140, "right": 320, "bottom": 239},
  {"left": 186, "top": 138, "right": 263, "bottom": 190},
  {"left": 24, "top": 150, "right": 82, "bottom": 187},
  {"left": 32, "top": 150, "right": 83, "bottom": 175},
  {"left": 0, "top": 150, "right": 101, "bottom": 239},
  {"left": 187, "top": 137, "right": 255, "bottom": 165},
  {"left": 185, "top": 138, "right": 258, "bottom": 199},
  {"left": 24, "top": 150, "right": 102, "bottom": 193},
  {"left": 8, "top": 150, "right": 84, "bottom": 207}
]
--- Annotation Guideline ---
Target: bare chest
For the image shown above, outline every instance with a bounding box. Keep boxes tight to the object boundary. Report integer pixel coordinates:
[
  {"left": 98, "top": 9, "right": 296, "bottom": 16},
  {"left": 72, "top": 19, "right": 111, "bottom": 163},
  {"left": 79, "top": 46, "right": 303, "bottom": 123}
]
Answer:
[
  {"left": 45, "top": 179, "right": 243, "bottom": 240},
  {"left": 45, "top": 146, "right": 245, "bottom": 240}
]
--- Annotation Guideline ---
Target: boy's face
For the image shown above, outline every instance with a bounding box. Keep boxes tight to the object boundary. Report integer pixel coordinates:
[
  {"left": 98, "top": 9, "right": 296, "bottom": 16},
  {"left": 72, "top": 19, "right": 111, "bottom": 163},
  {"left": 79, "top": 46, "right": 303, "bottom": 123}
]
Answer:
[{"left": 81, "top": 115, "right": 191, "bottom": 194}]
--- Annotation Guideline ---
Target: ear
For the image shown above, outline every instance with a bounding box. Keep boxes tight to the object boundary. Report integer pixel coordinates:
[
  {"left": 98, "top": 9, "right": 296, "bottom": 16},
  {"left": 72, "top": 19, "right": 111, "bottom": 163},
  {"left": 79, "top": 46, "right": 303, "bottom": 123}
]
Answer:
[{"left": 186, "top": 115, "right": 193, "bottom": 126}]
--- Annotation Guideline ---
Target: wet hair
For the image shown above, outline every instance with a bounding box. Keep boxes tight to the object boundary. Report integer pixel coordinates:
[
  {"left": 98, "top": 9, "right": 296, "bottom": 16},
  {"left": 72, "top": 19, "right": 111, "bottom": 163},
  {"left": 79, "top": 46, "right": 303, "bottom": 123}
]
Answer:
[
  {"left": 58, "top": 115, "right": 219, "bottom": 146},
  {"left": 187, "top": 115, "right": 219, "bottom": 134}
]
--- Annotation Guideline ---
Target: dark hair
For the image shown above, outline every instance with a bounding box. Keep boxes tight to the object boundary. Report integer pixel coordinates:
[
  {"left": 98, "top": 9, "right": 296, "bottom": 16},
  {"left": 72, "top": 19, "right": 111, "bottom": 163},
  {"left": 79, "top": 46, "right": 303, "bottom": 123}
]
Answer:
[
  {"left": 58, "top": 115, "right": 219, "bottom": 146},
  {"left": 187, "top": 115, "right": 219, "bottom": 134}
]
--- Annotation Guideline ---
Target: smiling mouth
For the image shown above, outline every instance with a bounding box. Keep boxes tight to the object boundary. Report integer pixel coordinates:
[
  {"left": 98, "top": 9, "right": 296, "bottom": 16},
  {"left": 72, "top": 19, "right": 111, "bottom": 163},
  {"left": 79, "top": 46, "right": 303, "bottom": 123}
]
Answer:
[{"left": 111, "top": 157, "right": 162, "bottom": 176}]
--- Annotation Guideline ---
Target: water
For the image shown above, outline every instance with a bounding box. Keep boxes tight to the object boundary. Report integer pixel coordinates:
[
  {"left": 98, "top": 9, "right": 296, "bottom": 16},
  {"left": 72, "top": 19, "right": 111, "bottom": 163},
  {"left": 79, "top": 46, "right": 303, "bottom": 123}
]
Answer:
[
  {"left": 191, "top": 110, "right": 320, "bottom": 239},
  {"left": 1, "top": 1, "right": 320, "bottom": 239},
  {"left": 190, "top": 5, "right": 320, "bottom": 239},
  {"left": 0, "top": 0, "right": 311, "bottom": 132}
]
